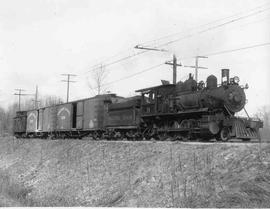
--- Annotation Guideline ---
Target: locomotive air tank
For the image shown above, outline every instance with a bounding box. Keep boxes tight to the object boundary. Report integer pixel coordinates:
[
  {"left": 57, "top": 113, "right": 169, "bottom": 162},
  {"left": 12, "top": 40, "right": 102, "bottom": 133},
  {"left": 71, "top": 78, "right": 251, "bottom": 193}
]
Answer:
[{"left": 175, "top": 69, "right": 246, "bottom": 114}]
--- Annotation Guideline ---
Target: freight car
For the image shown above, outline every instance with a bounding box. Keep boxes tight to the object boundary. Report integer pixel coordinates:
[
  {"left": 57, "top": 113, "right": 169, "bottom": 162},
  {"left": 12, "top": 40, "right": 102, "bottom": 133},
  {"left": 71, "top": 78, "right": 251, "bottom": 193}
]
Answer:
[
  {"left": 15, "top": 94, "right": 126, "bottom": 139},
  {"left": 13, "top": 111, "right": 27, "bottom": 138},
  {"left": 13, "top": 68, "right": 263, "bottom": 141}
]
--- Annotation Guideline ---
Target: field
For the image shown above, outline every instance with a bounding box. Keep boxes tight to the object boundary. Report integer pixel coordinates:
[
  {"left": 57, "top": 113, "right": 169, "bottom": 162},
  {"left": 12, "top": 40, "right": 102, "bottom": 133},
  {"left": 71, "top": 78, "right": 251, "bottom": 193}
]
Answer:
[{"left": 0, "top": 137, "right": 269, "bottom": 207}]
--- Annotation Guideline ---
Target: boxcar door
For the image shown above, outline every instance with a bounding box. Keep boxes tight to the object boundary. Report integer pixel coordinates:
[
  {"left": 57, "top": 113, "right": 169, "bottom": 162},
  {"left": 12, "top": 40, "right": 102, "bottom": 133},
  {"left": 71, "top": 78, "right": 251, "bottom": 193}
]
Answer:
[
  {"left": 38, "top": 109, "right": 44, "bottom": 131},
  {"left": 76, "top": 101, "right": 83, "bottom": 129}
]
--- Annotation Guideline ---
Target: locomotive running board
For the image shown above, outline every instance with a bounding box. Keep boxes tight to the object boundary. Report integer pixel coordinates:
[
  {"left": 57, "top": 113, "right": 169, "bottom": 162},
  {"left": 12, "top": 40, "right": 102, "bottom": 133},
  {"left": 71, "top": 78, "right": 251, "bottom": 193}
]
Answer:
[{"left": 141, "top": 108, "right": 209, "bottom": 117}]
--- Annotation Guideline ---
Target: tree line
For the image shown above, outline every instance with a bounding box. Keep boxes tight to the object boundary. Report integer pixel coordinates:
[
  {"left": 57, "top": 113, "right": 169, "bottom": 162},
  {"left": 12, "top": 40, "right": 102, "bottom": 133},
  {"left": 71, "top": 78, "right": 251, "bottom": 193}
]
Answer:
[
  {"left": 254, "top": 106, "right": 270, "bottom": 140},
  {"left": 0, "top": 95, "right": 63, "bottom": 136}
]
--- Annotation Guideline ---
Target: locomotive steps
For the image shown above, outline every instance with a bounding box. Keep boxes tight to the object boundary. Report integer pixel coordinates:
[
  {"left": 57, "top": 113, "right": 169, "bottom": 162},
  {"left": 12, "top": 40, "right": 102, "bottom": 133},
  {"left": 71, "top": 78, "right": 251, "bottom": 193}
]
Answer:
[{"left": 0, "top": 137, "right": 269, "bottom": 207}]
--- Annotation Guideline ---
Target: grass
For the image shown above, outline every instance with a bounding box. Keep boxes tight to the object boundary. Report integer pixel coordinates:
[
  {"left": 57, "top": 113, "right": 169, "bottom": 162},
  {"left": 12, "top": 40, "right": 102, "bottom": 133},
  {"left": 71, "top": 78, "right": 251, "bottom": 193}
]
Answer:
[
  {"left": 0, "top": 137, "right": 269, "bottom": 207},
  {"left": 0, "top": 169, "right": 33, "bottom": 206}
]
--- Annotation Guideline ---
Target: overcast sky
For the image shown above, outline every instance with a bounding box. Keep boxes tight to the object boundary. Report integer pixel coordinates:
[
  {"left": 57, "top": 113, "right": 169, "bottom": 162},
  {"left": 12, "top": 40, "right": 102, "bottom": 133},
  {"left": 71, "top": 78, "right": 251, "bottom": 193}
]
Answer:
[{"left": 0, "top": 0, "right": 269, "bottom": 115}]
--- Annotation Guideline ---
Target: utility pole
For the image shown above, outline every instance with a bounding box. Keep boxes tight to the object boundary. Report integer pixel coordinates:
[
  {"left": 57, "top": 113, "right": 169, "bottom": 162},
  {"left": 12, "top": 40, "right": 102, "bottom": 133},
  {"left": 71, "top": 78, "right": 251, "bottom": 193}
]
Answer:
[
  {"left": 14, "top": 89, "right": 29, "bottom": 111},
  {"left": 184, "top": 56, "right": 208, "bottom": 82},
  {"left": 32, "top": 85, "right": 40, "bottom": 109},
  {"left": 61, "top": 74, "right": 77, "bottom": 103},
  {"left": 134, "top": 45, "right": 182, "bottom": 84},
  {"left": 165, "top": 54, "right": 182, "bottom": 84}
]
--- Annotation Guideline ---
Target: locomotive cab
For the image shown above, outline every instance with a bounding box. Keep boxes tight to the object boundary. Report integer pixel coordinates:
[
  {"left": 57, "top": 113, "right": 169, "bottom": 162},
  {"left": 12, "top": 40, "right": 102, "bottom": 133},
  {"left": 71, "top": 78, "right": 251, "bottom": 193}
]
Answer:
[{"left": 136, "top": 84, "right": 175, "bottom": 115}]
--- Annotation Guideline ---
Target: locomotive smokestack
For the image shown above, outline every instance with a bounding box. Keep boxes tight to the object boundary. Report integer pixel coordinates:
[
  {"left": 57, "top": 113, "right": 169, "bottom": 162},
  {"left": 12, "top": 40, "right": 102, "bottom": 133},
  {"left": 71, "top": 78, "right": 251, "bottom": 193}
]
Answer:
[{"left": 221, "top": 69, "right": 230, "bottom": 85}]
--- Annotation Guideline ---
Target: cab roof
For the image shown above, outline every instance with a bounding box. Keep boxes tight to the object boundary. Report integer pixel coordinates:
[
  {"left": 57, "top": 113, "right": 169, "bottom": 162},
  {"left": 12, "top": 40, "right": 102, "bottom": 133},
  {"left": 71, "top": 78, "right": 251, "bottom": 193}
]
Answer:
[{"left": 135, "top": 84, "right": 175, "bottom": 93}]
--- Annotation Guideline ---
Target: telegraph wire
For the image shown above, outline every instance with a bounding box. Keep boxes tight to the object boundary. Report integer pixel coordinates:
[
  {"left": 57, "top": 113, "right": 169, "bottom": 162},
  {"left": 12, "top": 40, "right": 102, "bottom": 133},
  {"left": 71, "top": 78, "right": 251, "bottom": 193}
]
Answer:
[
  {"left": 91, "top": 63, "right": 164, "bottom": 89},
  {"left": 7, "top": 4, "right": 270, "bottom": 104},
  {"left": 173, "top": 42, "right": 270, "bottom": 63},
  {"left": 85, "top": 2, "right": 270, "bottom": 73},
  {"left": 91, "top": 41, "right": 270, "bottom": 90},
  {"left": 139, "top": 1, "right": 270, "bottom": 46},
  {"left": 88, "top": 10, "right": 270, "bottom": 74},
  {"left": 88, "top": 47, "right": 138, "bottom": 70},
  {"left": 88, "top": 50, "right": 148, "bottom": 72},
  {"left": 225, "top": 13, "right": 270, "bottom": 32},
  {"left": 202, "top": 42, "right": 270, "bottom": 57},
  {"left": 157, "top": 7, "right": 270, "bottom": 47}
]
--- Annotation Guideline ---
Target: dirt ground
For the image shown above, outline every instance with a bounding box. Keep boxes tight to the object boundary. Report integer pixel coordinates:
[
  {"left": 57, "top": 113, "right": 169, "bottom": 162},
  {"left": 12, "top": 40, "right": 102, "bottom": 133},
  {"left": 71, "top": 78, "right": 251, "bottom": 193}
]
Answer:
[{"left": 0, "top": 137, "right": 269, "bottom": 207}]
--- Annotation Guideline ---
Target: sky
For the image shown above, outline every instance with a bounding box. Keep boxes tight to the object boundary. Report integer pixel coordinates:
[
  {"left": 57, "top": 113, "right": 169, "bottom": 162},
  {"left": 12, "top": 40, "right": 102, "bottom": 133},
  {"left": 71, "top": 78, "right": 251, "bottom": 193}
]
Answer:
[{"left": 0, "top": 0, "right": 269, "bottom": 115}]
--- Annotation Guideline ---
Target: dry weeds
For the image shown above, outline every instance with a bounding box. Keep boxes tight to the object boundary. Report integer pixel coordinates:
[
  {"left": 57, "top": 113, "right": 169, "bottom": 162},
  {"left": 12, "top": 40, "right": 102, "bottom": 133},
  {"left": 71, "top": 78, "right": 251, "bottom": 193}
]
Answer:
[{"left": 0, "top": 137, "right": 269, "bottom": 207}]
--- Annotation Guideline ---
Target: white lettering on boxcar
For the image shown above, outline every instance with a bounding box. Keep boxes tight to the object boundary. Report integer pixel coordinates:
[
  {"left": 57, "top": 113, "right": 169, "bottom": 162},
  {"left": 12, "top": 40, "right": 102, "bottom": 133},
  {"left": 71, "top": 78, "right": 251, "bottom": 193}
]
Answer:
[
  {"left": 57, "top": 107, "right": 70, "bottom": 116},
  {"left": 27, "top": 112, "right": 37, "bottom": 120},
  {"left": 89, "top": 120, "right": 94, "bottom": 128}
]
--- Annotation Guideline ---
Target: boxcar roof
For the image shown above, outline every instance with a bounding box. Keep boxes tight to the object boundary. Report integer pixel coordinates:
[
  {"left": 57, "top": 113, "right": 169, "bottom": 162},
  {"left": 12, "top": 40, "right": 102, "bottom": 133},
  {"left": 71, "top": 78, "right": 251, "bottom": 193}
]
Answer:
[
  {"left": 135, "top": 84, "right": 175, "bottom": 93},
  {"left": 25, "top": 93, "right": 125, "bottom": 112}
]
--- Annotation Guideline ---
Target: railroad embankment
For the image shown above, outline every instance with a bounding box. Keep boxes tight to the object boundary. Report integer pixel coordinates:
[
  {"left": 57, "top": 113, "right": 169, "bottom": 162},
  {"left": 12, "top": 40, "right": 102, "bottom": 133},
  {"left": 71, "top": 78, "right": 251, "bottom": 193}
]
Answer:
[{"left": 0, "top": 137, "right": 269, "bottom": 207}]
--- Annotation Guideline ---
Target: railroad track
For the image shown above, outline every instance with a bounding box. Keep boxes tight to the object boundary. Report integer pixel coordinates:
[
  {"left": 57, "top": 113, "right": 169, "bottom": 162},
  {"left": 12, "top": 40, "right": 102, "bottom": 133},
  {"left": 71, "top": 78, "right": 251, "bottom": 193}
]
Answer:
[
  {"left": 68, "top": 137, "right": 268, "bottom": 144},
  {"left": 24, "top": 136, "right": 269, "bottom": 144}
]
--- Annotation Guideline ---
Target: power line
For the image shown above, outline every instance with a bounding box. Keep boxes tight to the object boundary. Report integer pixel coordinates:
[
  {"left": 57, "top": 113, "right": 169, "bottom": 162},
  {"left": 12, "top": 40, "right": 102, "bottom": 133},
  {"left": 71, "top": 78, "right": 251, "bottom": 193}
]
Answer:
[
  {"left": 202, "top": 42, "right": 270, "bottom": 57},
  {"left": 92, "top": 63, "right": 164, "bottom": 89},
  {"left": 61, "top": 74, "right": 77, "bottom": 102},
  {"left": 87, "top": 46, "right": 141, "bottom": 70},
  {"left": 92, "top": 41, "right": 270, "bottom": 90},
  {"left": 139, "top": 2, "right": 270, "bottom": 46},
  {"left": 167, "top": 42, "right": 270, "bottom": 62},
  {"left": 157, "top": 7, "right": 270, "bottom": 47},
  {"left": 90, "top": 51, "right": 147, "bottom": 72},
  {"left": 85, "top": 2, "right": 270, "bottom": 73}
]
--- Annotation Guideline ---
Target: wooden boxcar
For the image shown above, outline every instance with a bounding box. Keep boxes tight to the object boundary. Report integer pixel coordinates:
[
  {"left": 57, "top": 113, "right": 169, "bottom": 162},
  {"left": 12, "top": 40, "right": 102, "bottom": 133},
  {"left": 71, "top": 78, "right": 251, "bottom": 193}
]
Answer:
[
  {"left": 13, "top": 111, "right": 27, "bottom": 135},
  {"left": 14, "top": 93, "right": 127, "bottom": 138}
]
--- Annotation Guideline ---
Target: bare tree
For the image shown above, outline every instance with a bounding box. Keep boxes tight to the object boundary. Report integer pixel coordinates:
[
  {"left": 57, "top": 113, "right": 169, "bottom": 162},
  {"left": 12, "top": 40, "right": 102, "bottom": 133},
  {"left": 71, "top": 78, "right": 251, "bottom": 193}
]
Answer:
[
  {"left": 22, "top": 98, "right": 34, "bottom": 110},
  {"left": 0, "top": 106, "right": 6, "bottom": 135},
  {"left": 87, "top": 64, "right": 109, "bottom": 95},
  {"left": 40, "top": 95, "right": 64, "bottom": 107}
]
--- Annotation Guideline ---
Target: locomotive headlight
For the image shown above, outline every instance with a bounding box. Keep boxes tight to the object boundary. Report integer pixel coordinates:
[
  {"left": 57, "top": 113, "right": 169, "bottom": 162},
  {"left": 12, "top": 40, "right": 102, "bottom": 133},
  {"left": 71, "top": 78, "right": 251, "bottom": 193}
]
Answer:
[{"left": 233, "top": 76, "right": 240, "bottom": 83}]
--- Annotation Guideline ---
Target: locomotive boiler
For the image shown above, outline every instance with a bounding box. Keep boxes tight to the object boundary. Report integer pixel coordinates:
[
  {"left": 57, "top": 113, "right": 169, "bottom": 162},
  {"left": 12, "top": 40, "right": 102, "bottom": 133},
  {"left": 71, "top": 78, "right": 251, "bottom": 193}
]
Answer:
[{"left": 174, "top": 69, "right": 246, "bottom": 114}]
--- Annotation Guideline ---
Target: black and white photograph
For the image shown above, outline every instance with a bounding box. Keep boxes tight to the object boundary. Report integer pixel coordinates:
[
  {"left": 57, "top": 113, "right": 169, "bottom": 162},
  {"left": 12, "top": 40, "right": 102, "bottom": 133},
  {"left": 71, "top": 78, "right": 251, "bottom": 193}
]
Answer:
[{"left": 0, "top": 0, "right": 269, "bottom": 207}]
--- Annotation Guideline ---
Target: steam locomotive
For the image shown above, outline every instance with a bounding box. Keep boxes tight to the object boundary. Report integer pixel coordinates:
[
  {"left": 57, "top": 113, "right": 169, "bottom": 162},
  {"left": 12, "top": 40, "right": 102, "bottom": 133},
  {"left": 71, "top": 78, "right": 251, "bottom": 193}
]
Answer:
[{"left": 13, "top": 69, "right": 263, "bottom": 141}]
